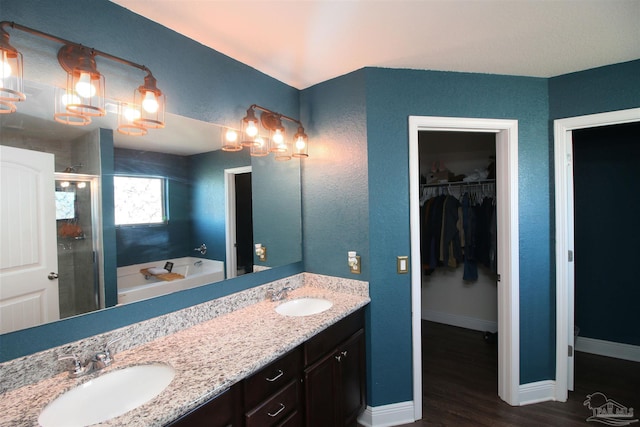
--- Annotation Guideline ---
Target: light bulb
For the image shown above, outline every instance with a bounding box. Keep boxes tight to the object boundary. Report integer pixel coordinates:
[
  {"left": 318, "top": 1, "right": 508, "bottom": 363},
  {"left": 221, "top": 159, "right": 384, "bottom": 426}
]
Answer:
[
  {"left": 75, "top": 72, "right": 96, "bottom": 98},
  {"left": 246, "top": 121, "right": 258, "bottom": 137},
  {"left": 225, "top": 129, "right": 238, "bottom": 142},
  {"left": 76, "top": 182, "right": 86, "bottom": 189},
  {"left": 61, "top": 93, "right": 81, "bottom": 106},
  {"left": 60, "top": 181, "right": 70, "bottom": 188},
  {"left": 255, "top": 136, "right": 265, "bottom": 147},
  {"left": 142, "top": 91, "right": 159, "bottom": 113},
  {"left": 1, "top": 58, "right": 11, "bottom": 78},
  {"left": 123, "top": 106, "right": 141, "bottom": 122},
  {"left": 295, "top": 136, "right": 306, "bottom": 150},
  {"left": 273, "top": 129, "right": 284, "bottom": 144}
]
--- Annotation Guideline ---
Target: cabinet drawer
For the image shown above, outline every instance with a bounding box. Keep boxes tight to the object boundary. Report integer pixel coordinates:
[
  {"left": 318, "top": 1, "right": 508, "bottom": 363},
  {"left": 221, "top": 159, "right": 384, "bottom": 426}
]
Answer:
[
  {"left": 245, "top": 379, "right": 300, "bottom": 427},
  {"left": 304, "top": 308, "right": 364, "bottom": 366},
  {"left": 166, "top": 384, "right": 242, "bottom": 427},
  {"left": 244, "top": 347, "right": 302, "bottom": 408}
]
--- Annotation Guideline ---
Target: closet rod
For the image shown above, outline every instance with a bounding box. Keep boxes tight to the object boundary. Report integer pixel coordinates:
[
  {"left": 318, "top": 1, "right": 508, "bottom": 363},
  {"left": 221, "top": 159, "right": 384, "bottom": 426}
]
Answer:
[{"left": 421, "top": 179, "right": 495, "bottom": 188}]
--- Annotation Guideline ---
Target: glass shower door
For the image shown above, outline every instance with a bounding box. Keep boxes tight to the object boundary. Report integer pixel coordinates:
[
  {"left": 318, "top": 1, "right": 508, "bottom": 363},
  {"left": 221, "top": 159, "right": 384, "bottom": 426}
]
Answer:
[{"left": 55, "top": 175, "right": 100, "bottom": 318}]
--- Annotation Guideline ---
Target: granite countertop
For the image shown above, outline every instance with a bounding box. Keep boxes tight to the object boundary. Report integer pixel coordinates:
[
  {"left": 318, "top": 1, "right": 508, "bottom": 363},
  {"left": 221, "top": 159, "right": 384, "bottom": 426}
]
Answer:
[{"left": 0, "top": 284, "right": 369, "bottom": 426}]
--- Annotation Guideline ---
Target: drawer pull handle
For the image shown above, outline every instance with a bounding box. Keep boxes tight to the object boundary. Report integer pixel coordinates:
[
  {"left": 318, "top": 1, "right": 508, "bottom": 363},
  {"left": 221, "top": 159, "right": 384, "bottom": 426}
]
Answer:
[
  {"left": 267, "top": 403, "right": 286, "bottom": 417},
  {"left": 265, "top": 369, "right": 284, "bottom": 382},
  {"left": 335, "top": 350, "right": 348, "bottom": 362}
]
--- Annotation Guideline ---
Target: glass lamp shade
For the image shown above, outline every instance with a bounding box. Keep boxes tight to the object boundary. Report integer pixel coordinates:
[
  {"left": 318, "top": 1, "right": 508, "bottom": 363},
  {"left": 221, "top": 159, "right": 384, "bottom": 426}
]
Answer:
[
  {"left": 0, "top": 99, "right": 16, "bottom": 114},
  {"left": 65, "top": 70, "right": 105, "bottom": 117},
  {"left": 250, "top": 135, "right": 269, "bottom": 157},
  {"left": 134, "top": 87, "right": 165, "bottom": 129},
  {"left": 117, "top": 101, "right": 147, "bottom": 136},
  {"left": 241, "top": 118, "right": 260, "bottom": 147},
  {"left": 54, "top": 86, "right": 91, "bottom": 126},
  {"left": 0, "top": 47, "right": 25, "bottom": 103},
  {"left": 221, "top": 127, "right": 242, "bottom": 151},
  {"left": 272, "top": 128, "right": 292, "bottom": 161},
  {"left": 292, "top": 131, "right": 309, "bottom": 158}
]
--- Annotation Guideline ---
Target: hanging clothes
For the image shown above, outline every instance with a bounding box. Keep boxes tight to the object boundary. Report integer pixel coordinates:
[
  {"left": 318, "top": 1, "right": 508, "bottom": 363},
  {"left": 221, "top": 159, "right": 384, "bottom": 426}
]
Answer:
[
  {"left": 461, "top": 193, "right": 478, "bottom": 281},
  {"left": 419, "top": 181, "right": 496, "bottom": 280}
]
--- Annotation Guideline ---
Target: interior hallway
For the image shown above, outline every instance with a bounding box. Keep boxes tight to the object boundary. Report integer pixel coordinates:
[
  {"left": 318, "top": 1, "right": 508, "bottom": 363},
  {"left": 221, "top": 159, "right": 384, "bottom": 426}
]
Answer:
[{"left": 396, "top": 321, "right": 639, "bottom": 427}]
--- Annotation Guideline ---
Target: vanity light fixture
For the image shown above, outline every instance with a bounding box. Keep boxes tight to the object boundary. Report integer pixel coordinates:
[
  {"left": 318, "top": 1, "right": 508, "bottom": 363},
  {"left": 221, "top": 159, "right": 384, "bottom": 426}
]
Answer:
[
  {"left": 221, "top": 126, "right": 242, "bottom": 152},
  {"left": 0, "top": 26, "right": 25, "bottom": 112},
  {"left": 231, "top": 104, "right": 309, "bottom": 160},
  {"left": 117, "top": 101, "right": 147, "bottom": 136},
  {"left": 0, "top": 21, "right": 166, "bottom": 132}
]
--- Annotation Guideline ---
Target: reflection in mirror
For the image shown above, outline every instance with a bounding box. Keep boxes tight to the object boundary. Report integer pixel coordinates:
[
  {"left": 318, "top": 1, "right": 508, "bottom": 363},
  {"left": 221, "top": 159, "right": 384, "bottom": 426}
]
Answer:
[{"left": 0, "top": 80, "right": 302, "bottom": 335}]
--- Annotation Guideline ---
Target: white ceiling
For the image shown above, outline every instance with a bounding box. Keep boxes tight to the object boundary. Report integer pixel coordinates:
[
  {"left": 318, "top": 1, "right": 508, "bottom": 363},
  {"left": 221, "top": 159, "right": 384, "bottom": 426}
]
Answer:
[{"left": 111, "top": 0, "right": 640, "bottom": 89}]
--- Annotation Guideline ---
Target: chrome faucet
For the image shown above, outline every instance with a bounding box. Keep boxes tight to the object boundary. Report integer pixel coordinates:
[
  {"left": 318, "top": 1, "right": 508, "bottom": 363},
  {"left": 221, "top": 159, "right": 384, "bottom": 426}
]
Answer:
[
  {"left": 193, "top": 243, "right": 207, "bottom": 255},
  {"left": 58, "top": 337, "right": 121, "bottom": 378},
  {"left": 266, "top": 286, "right": 293, "bottom": 302}
]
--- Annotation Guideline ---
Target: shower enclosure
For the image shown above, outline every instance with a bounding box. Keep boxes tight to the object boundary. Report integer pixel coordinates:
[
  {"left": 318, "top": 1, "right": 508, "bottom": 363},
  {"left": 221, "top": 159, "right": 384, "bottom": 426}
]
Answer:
[{"left": 55, "top": 174, "right": 101, "bottom": 318}]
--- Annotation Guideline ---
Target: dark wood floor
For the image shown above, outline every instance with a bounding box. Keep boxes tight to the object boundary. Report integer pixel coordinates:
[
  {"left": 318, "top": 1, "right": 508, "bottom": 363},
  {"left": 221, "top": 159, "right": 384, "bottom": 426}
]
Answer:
[{"left": 395, "top": 321, "right": 640, "bottom": 427}]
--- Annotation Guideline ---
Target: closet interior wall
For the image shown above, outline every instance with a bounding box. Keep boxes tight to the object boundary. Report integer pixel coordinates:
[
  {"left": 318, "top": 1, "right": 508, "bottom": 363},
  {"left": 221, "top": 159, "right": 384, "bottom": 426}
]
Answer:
[{"left": 419, "top": 131, "right": 499, "bottom": 333}]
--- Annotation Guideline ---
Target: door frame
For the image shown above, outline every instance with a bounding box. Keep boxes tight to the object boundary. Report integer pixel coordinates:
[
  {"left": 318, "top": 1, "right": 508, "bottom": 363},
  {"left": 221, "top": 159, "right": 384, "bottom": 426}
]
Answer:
[
  {"left": 225, "top": 166, "right": 252, "bottom": 279},
  {"left": 553, "top": 107, "right": 640, "bottom": 402},
  {"left": 409, "top": 116, "right": 521, "bottom": 418}
]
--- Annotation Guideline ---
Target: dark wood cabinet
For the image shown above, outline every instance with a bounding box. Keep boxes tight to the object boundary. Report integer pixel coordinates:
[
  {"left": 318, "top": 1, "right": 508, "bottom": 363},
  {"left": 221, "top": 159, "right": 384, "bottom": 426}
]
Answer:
[
  {"left": 244, "top": 347, "right": 303, "bottom": 427},
  {"left": 165, "top": 308, "right": 366, "bottom": 427},
  {"left": 304, "top": 310, "right": 366, "bottom": 427},
  {"left": 166, "top": 383, "right": 242, "bottom": 427}
]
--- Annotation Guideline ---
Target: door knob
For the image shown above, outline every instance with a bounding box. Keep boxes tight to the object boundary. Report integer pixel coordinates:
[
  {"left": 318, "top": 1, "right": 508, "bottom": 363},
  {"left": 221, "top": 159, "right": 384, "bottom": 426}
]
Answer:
[{"left": 48, "top": 272, "right": 59, "bottom": 280}]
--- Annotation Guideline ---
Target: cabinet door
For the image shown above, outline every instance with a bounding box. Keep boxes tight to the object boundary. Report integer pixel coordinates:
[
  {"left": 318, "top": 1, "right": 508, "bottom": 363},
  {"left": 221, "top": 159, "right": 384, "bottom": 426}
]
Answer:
[
  {"left": 305, "top": 328, "right": 366, "bottom": 427},
  {"left": 304, "top": 350, "right": 338, "bottom": 427},
  {"left": 338, "top": 328, "right": 366, "bottom": 427},
  {"left": 166, "top": 384, "right": 242, "bottom": 427}
]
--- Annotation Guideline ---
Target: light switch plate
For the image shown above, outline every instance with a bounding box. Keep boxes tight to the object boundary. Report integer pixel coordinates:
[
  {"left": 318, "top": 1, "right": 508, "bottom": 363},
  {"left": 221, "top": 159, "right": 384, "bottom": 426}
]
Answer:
[{"left": 397, "top": 256, "right": 409, "bottom": 274}]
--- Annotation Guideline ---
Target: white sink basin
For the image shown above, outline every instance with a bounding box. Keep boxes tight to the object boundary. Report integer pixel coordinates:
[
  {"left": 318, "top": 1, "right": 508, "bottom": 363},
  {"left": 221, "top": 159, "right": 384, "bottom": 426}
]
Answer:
[
  {"left": 275, "top": 297, "right": 333, "bottom": 316},
  {"left": 38, "top": 363, "right": 175, "bottom": 427}
]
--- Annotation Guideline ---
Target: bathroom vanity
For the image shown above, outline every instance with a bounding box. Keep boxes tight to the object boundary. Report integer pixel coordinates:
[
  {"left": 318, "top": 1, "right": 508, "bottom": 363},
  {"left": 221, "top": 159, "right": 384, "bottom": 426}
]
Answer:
[
  {"left": 0, "top": 273, "right": 369, "bottom": 426},
  {"left": 168, "top": 308, "right": 366, "bottom": 427}
]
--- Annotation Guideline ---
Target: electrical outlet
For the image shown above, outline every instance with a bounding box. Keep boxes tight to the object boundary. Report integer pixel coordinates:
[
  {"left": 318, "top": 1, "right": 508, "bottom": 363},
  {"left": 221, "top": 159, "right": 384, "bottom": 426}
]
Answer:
[{"left": 350, "top": 255, "right": 361, "bottom": 274}]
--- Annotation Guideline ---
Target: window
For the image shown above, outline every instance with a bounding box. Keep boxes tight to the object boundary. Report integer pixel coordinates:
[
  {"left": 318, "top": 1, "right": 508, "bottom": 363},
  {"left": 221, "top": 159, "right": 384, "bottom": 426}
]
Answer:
[{"left": 114, "top": 176, "right": 166, "bottom": 226}]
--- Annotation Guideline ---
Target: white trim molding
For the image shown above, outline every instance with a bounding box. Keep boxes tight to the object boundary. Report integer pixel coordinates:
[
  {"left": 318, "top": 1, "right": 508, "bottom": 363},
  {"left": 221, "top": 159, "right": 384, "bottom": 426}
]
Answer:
[
  {"left": 409, "top": 116, "right": 520, "bottom": 417},
  {"left": 519, "top": 380, "right": 556, "bottom": 406},
  {"left": 576, "top": 337, "right": 640, "bottom": 363},
  {"left": 357, "top": 402, "right": 416, "bottom": 427}
]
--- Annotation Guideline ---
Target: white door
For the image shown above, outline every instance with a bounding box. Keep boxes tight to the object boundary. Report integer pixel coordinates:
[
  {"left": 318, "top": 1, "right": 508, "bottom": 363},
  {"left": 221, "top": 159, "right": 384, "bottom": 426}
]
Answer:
[
  {"left": 0, "top": 145, "right": 59, "bottom": 333},
  {"left": 225, "top": 166, "right": 251, "bottom": 279}
]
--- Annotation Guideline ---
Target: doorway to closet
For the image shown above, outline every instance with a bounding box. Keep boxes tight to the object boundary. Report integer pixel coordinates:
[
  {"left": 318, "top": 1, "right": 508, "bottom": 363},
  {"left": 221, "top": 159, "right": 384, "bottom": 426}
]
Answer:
[
  {"left": 409, "top": 116, "right": 520, "bottom": 420},
  {"left": 419, "top": 131, "right": 498, "bottom": 333},
  {"left": 419, "top": 130, "right": 500, "bottom": 420}
]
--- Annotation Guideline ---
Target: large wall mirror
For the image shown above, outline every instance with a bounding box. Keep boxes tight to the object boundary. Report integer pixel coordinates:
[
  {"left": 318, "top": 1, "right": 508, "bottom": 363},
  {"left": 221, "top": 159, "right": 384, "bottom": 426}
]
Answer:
[{"left": 0, "top": 80, "right": 302, "bottom": 336}]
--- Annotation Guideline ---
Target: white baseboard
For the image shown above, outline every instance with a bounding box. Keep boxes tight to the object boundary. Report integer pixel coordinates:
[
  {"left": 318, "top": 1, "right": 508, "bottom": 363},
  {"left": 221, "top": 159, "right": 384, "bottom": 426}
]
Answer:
[
  {"left": 422, "top": 309, "right": 498, "bottom": 333},
  {"left": 518, "top": 380, "right": 556, "bottom": 405},
  {"left": 576, "top": 337, "right": 640, "bottom": 362},
  {"left": 357, "top": 401, "right": 415, "bottom": 427}
]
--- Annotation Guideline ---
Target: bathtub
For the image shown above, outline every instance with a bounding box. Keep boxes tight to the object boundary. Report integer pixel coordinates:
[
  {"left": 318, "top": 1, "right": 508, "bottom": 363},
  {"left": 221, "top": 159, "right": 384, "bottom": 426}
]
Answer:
[{"left": 117, "top": 257, "right": 225, "bottom": 304}]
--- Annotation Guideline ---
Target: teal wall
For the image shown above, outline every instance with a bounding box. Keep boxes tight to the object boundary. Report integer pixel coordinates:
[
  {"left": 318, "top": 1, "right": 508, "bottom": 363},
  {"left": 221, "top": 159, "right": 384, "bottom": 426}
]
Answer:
[
  {"left": 114, "top": 148, "right": 192, "bottom": 266},
  {"left": 548, "top": 60, "right": 640, "bottom": 119},
  {"left": 190, "top": 149, "right": 251, "bottom": 263}
]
